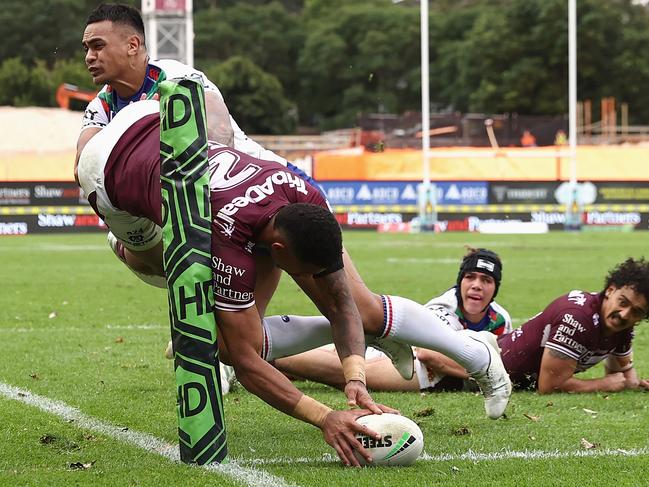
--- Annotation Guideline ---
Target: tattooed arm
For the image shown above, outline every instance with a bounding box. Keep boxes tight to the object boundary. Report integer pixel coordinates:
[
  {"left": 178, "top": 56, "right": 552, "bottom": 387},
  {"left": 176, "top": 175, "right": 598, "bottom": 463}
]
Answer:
[{"left": 291, "top": 268, "right": 388, "bottom": 414}]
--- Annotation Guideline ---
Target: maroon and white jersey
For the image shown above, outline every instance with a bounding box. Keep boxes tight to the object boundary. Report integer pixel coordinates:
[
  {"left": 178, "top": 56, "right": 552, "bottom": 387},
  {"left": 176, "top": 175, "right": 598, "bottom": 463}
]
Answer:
[
  {"left": 499, "top": 290, "right": 633, "bottom": 386},
  {"left": 78, "top": 100, "right": 164, "bottom": 251},
  {"left": 208, "top": 145, "right": 327, "bottom": 311},
  {"left": 78, "top": 102, "right": 327, "bottom": 311}
]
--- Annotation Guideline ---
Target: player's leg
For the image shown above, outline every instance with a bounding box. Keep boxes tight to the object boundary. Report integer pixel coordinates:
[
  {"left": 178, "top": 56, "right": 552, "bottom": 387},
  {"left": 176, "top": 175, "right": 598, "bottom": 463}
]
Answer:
[
  {"left": 274, "top": 347, "right": 347, "bottom": 389},
  {"left": 334, "top": 251, "right": 511, "bottom": 418},
  {"left": 415, "top": 348, "right": 470, "bottom": 380},
  {"left": 274, "top": 346, "right": 420, "bottom": 392},
  {"left": 107, "top": 232, "right": 167, "bottom": 288},
  {"left": 308, "top": 249, "right": 493, "bottom": 379}
]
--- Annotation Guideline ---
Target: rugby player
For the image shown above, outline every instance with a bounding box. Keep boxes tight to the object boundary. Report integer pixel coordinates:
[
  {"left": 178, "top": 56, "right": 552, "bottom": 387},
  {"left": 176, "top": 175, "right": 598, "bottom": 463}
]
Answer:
[
  {"left": 275, "top": 258, "right": 649, "bottom": 395},
  {"left": 75, "top": 5, "right": 512, "bottom": 420},
  {"left": 76, "top": 3, "right": 288, "bottom": 180},
  {"left": 500, "top": 257, "right": 649, "bottom": 393},
  {"left": 77, "top": 99, "right": 512, "bottom": 464},
  {"left": 272, "top": 248, "right": 513, "bottom": 393},
  {"left": 77, "top": 4, "right": 421, "bottom": 381}
]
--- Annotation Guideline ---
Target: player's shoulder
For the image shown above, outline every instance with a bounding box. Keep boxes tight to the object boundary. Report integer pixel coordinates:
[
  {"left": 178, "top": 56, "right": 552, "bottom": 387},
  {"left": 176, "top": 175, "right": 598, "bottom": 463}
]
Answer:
[
  {"left": 424, "top": 287, "right": 458, "bottom": 312},
  {"left": 549, "top": 290, "right": 596, "bottom": 309},
  {"left": 489, "top": 300, "right": 512, "bottom": 324},
  {"left": 150, "top": 58, "right": 188, "bottom": 74},
  {"left": 549, "top": 290, "right": 601, "bottom": 329},
  {"left": 151, "top": 59, "right": 222, "bottom": 94}
]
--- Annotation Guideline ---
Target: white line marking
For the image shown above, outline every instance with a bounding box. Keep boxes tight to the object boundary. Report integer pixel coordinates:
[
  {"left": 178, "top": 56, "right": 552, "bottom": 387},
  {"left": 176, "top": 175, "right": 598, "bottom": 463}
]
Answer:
[
  {"left": 0, "top": 382, "right": 295, "bottom": 487},
  {"left": 0, "top": 244, "right": 106, "bottom": 252},
  {"left": 240, "top": 446, "right": 649, "bottom": 466},
  {"left": 105, "top": 324, "right": 165, "bottom": 330},
  {"left": 386, "top": 258, "right": 459, "bottom": 264},
  {"left": 0, "top": 324, "right": 165, "bottom": 333}
]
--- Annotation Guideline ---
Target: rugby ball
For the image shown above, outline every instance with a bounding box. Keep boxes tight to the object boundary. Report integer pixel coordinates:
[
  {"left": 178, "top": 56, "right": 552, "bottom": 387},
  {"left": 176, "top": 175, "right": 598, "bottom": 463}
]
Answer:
[{"left": 354, "top": 413, "right": 424, "bottom": 466}]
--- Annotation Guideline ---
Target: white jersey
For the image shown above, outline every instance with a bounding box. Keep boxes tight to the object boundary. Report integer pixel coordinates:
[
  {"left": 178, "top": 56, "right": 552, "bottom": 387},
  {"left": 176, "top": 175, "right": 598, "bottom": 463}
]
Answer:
[
  {"left": 80, "top": 58, "right": 287, "bottom": 165},
  {"left": 424, "top": 287, "right": 512, "bottom": 335}
]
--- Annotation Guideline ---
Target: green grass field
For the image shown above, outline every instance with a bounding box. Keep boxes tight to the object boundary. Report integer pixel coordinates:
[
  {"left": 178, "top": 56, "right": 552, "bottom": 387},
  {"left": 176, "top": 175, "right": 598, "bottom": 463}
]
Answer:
[{"left": 1, "top": 231, "right": 649, "bottom": 486}]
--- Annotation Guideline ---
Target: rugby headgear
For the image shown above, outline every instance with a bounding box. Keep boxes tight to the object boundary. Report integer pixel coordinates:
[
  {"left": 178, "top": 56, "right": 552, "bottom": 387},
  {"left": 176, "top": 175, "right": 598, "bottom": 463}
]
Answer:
[{"left": 456, "top": 249, "right": 502, "bottom": 300}]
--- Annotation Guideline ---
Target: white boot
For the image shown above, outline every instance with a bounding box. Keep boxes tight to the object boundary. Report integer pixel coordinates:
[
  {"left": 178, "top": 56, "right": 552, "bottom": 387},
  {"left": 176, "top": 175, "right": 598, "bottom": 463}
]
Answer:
[
  {"left": 464, "top": 330, "right": 511, "bottom": 419},
  {"left": 368, "top": 336, "right": 414, "bottom": 380}
]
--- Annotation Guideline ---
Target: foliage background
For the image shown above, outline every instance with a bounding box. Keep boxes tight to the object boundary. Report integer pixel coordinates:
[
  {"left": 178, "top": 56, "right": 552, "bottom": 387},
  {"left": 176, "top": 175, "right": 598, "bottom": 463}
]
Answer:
[{"left": 2, "top": 0, "right": 649, "bottom": 132}]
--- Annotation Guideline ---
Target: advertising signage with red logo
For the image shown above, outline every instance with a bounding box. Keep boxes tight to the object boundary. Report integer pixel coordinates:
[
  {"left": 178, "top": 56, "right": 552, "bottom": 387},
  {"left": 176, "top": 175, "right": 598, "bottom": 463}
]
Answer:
[{"left": 0, "top": 182, "right": 88, "bottom": 206}]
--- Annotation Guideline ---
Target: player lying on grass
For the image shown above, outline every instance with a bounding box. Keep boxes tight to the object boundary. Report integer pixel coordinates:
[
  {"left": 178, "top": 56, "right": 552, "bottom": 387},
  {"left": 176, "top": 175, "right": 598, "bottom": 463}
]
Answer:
[
  {"left": 272, "top": 248, "right": 512, "bottom": 392},
  {"left": 275, "top": 258, "right": 649, "bottom": 394},
  {"left": 76, "top": 98, "right": 511, "bottom": 462}
]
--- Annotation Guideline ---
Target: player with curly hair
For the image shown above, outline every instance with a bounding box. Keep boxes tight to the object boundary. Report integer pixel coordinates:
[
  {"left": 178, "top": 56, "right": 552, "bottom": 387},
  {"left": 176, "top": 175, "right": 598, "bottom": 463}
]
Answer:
[
  {"left": 273, "top": 257, "right": 649, "bottom": 395},
  {"left": 500, "top": 257, "right": 649, "bottom": 392}
]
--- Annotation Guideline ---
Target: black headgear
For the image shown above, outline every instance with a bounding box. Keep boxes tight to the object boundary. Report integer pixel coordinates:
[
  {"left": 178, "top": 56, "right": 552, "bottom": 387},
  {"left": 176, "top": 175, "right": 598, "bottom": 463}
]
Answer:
[{"left": 456, "top": 249, "right": 503, "bottom": 302}]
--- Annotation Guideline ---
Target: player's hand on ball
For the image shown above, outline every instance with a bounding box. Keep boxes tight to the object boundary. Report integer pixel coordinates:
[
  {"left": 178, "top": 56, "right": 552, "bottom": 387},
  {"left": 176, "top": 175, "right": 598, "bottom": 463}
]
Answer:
[
  {"left": 344, "top": 381, "right": 399, "bottom": 415},
  {"left": 321, "top": 409, "right": 378, "bottom": 467}
]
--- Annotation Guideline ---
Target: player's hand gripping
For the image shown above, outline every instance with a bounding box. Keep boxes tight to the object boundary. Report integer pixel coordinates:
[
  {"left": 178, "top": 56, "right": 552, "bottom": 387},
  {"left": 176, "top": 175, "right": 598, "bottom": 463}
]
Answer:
[
  {"left": 320, "top": 409, "right": 378, "bottom": 467},
  {"left": 344, "top": 380, "right": 399, "bottom": 415},
  {"left": 602, "top": 372, "right": 627, "bottom": 392}
]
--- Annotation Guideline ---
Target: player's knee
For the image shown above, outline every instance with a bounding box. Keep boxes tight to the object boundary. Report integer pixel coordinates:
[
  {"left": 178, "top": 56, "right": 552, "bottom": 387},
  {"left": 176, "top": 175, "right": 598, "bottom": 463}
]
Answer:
[{"left": 358, "top": 293, "right": 385, "bottom": 332}]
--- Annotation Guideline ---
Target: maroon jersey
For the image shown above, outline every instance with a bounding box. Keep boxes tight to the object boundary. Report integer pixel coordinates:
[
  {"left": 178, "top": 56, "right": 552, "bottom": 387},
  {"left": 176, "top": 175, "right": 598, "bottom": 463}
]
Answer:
[
  {"left": 101, "top": 116, "right": 328, "bottom": 312},
  {"left": 103, "top": 113, "right": 163, "bottom": 224},
  {"left": 499, "top": 290, "right": 633, "bottom": 387},
  {"left": 207, "top": 143, "right": 327, "bottom": 311}
]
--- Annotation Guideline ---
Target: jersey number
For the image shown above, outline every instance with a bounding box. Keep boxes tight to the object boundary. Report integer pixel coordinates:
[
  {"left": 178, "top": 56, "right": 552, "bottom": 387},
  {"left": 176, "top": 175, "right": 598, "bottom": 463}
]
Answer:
[{"left": 209, "top": 148, "right": 261, "bottom": 191}]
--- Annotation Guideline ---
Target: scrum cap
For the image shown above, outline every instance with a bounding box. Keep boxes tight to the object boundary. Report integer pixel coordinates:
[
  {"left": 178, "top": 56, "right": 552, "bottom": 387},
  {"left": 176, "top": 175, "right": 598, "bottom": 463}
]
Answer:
[{"left": 456, "top": 249, "right": 502, "bottom": 298}]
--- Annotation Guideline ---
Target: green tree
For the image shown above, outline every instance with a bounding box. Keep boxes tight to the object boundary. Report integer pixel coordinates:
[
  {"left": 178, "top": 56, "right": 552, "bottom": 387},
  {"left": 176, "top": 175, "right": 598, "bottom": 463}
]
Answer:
[
  {"left": 297, "top": 2, "right": 420, "bottom": 128},
  {"left": 194, "top": 2, "right": 305, "bottom": 98},
  {"left": 0, "top": 57, "right": 31, "bottom": 105},
  {"left": 204, "top": 56, "right": 296, "bottom": 134},
  {"left": 0, "top": 0, "right": 139, "bottom": 67}
]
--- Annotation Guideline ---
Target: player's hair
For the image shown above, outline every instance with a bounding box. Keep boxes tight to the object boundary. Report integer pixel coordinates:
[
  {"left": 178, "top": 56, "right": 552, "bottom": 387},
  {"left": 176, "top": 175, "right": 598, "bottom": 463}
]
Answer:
[
  {"left": 604, "top": 258, "right": 649, "bottom": 313},
  {"left": 87, "top": 3, "right": 146, "bottom": 42},
  {"left": 274, "top": 203, "right": 343, "bottom": 272}
]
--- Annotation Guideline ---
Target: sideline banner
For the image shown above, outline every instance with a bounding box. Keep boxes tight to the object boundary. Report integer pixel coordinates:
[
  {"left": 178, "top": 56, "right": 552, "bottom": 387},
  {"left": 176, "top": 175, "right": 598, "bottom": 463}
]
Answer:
[
  {"left": 0, "top": 181, "right": 88, "bottom": 206},
  {"left": 319, "top": 181, "right": 488, "bottom": 206}
]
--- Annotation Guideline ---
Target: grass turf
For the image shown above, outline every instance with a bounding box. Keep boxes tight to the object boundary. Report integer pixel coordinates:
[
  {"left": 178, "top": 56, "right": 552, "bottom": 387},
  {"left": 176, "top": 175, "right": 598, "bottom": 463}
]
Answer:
[{"left": 1, "top": 231, "right": 648, "bottom": 486}]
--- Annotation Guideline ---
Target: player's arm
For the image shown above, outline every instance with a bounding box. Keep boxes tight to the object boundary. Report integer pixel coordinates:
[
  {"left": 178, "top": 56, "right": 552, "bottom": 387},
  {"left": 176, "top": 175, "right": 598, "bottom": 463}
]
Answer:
[
  {"left": 214, "top": 307, "right": 379, "bottom": 466},
  {"left": 415, "top": 349, "right": 470, "bottom": 379},
  {"left": 74, "top": 127, "right": 102, "bottom": 184},
  {"left": 538, "top": 348, "right": 626, "bottom": 393},
  {"left": 296, "top": 269, "right": 393, "bottom": 414},
  {"left": 205, "top": 91, "right": 234, "bottom": 146},
  {"left": 121, "top": 240, "right": 164, "bottom": 277},
  {"left": 606, "top": 354, "right": 649, "bottom": 390}
]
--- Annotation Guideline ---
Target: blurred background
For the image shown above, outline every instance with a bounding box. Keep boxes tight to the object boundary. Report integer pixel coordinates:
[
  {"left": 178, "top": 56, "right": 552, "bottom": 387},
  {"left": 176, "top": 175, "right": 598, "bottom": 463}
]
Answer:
[{"left": 2, "top": 0, "right": 649, "bottom": 235}]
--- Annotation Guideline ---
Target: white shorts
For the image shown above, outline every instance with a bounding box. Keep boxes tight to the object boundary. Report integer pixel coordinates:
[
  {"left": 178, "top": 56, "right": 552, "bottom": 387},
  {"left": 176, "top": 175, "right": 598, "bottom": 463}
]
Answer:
[{"left": 77, "top": 100, "right": 162, "bottom": 251}]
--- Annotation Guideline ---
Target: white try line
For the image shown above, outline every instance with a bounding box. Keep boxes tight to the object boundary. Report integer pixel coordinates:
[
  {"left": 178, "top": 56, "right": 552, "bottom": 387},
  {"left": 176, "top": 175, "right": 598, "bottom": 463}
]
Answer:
[
  {"left": 0, "top": 382, "right": 296, "bottom": 487},
  {"left": 240, "top": 446, "right": 649, "bottom": 467},
  {"left": 0, "top": 244, "right": 107, "bottom": 252},
  {"left": 0, "top": 324, "right": 166, "bottom": 333},
  {"left": 386, "top": 257, "right": 459, "bottom": 264}
]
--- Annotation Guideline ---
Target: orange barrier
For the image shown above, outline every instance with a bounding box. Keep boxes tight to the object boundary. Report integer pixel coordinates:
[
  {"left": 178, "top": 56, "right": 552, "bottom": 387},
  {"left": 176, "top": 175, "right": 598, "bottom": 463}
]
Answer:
[
  {"left": 313, "top": 146, "right": 649, "bottom": 181},
  {"left": 56, "top": 84, "right": 97, "bottom": 110},
  {"left": 2, "top": 145, "right": 648, "bottom": 183},
  {"left": 0, "top": 151, "right": 76, "bottom": 181}
]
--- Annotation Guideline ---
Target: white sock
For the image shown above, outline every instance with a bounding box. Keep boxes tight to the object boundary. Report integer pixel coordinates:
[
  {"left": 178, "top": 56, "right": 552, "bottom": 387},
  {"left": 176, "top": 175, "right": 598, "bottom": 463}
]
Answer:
[
  {"left": 380, "top": 295, "right": 489, "bottom": 374},
  {"left": 262, "top": 315, "right": 333, "bottom": 361}
]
